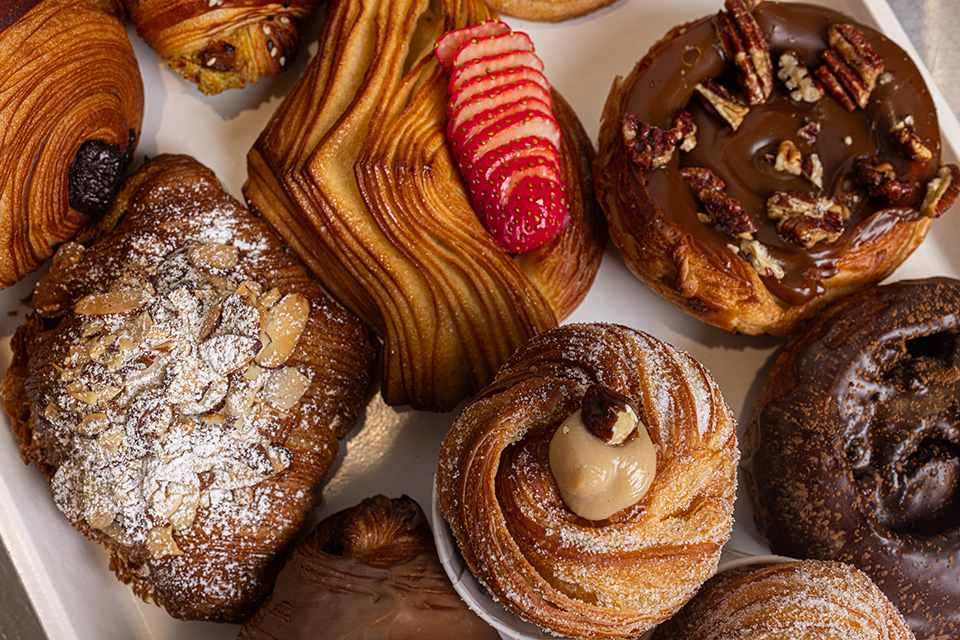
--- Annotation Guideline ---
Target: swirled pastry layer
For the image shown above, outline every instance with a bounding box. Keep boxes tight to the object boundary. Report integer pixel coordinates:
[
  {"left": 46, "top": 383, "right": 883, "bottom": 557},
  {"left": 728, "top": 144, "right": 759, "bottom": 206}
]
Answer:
[
  {"left": 594, "top": 1, "right": 955, "bottom": 335},
  {"left": 244, "top": 0, "right": 606, "bottom": 412},
  {"left": 744, "top": 277, "right": 960, "bottom": 639},
  {"left": 483, "top": 0, "right": 616, "bottom": 23},
  {"left": 651, "top": 559, "right": 916, "bottom": 639},
  {"left": 437, "top": 323, "right": 738, "bottom": 639},
  {"left": 122, "top": 0, "right": 322, "bottom": 94},
  {"left": 1, "top": 155, "right": 376, "bottom": 621},
  {"left": 0, "top": 0, "right": 142, "bottom": 288}
]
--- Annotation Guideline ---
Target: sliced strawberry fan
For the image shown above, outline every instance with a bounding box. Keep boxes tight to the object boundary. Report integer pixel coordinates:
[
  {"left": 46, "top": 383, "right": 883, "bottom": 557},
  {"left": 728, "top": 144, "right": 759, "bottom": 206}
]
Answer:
[{"left": 435, "top": 20, "right": 569, "bottom": 253}]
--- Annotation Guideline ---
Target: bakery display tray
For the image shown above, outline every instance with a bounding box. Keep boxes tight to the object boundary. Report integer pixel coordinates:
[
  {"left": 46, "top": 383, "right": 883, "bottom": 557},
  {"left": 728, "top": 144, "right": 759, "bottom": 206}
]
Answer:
[{"left": 1, "top": 0, "right": 958, "bottom": 638}]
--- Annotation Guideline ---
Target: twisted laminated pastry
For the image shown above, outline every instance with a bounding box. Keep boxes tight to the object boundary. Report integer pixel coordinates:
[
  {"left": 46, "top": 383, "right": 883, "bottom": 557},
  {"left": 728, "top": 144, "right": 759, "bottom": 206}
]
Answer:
[
  {"left": 0, "top": 0, "right": 142, "bottom": 288},
  {"left": 244, "top": 0, "right": 606, "bottom": 412},
  {"left": 437, "top": 323, "right": 739, "bottom": 639},
  {"left": 238, "top": 495, "right": 500, "bottom": 639},
  {"left": 121, "top": 0, "right": 322, "bottom": 95},
  {"left": 594, "top": 0, "right": 958, "bottom": 335},
  {"left": 0, "top": 155, "right": 376, "bottom": 621},
  {"left": 744, "top": 278, "right": 960, "bottom": 639},
  {"left": 651, "top": 559, "right": 916, "bottom": 639}
]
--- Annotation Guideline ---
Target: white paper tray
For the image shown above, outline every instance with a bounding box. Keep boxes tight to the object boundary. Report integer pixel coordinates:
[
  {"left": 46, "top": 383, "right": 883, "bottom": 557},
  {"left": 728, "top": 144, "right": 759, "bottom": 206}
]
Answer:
[{"left": 1, "top": 0, "right": 958, "bottom": 638}]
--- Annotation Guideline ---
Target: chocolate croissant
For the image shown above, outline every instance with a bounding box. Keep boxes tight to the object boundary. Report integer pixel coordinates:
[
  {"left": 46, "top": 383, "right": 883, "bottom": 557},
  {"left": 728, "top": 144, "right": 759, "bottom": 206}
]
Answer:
[
  {"left": 1, "top": 155, "right": 376, "bottom": 621},
  {"left": 437, "top": 323, "right": 739, "bottom": 639},
  {"left": 238, "top": 495, "right": 500, "bottom": 639},
  {"left": 0, "top": 0, "right": 142, "bottom": 288},
  {"left": 245, "top": 0, "right": 606, "bottom": 412},
  {"left": 122, "top": 0, "right": 322, "bottom": 94}
]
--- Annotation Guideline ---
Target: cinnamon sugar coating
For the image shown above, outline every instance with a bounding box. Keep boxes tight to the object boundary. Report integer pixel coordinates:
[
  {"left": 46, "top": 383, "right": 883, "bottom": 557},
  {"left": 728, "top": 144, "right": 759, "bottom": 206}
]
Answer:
[
  {"left": 437, "top": 322, "right": 738, "bottom": 639},
  {"left": 1, "top": 155, "right": 376, "bottom": 622}
]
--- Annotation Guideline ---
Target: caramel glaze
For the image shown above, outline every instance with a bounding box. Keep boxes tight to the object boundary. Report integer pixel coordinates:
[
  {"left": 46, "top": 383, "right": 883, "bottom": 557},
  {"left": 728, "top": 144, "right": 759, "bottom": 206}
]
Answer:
[
  {"left": 0, "top": 0, "right": 41, "bottom": 32},
  {"left": 621, "top": 2, "right": 940, "bottom": 306},
  {"left": 239, "top": 495, "right": 499, "bottom": 640},
  {"left": 744, "top": 277, "right": 960, "bottom": 640}
]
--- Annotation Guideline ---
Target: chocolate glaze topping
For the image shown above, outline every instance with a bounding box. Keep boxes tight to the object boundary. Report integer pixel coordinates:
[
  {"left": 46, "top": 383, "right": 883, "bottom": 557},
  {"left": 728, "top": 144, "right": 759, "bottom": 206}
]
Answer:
[
  {"left": 745, "top": 277, "right": 960, "bottom": 640},
  {"left": 621, "top": 2, "right": 940, "bottom": 305},
  {"left": 239, "top": 495, "right": 499, "bottom": 640},
  {"left": 0, "top": 0, "right": 42, "bottom": 32}
]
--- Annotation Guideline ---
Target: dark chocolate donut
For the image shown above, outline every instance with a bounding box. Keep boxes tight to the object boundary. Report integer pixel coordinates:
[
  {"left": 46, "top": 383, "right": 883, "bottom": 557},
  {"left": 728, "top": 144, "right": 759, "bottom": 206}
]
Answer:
[
  {"left": 594, "top": 1, "right": 958, "bottom": 335},
  {"left": 744, "top": 277, "right": 960, "bottom": 639}
]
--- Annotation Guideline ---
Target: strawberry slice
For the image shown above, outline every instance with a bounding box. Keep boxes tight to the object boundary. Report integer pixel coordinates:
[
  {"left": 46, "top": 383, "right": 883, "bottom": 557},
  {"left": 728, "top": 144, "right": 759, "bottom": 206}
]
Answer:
[
  {"left": 450, "top": 51, "right": 545, "bottom": 92},
  {"left": 486, "top": 175, "right": 568, "bottom": 252},
  {"left": 448, "top": 67, "right": 552, "bottom": 113},
  {"left": 448, "top": 98, "right": 555, "bottom": 159},
  {"left": 460, "top": 109, "right": 562, "bottom": 163},
  {"left": 447, "top": 79, "right": 554, "bottom": 124},
  {"left": 451, "top": 32, "right": 535, "bottom": 72},
  {"left": 435, "top": 20, "right": 511, "bottom": 71},
  {"left": 471, "top": 136, "right": 561, "bottom": 190}
]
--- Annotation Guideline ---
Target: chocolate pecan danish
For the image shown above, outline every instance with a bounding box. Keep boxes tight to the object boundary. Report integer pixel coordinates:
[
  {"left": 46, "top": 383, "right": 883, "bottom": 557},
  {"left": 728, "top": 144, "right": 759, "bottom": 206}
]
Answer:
[
  {"left": 1, "top": 155, "right": 376, "bottom": 621},
  {"left": 594, "top": 0, "right": 957, "bottom": 335}
]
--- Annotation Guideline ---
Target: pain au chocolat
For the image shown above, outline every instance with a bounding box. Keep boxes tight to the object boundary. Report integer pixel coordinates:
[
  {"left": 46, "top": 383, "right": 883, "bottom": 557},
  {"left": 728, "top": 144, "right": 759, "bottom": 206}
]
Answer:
[
  {"left": 238, "top": 495, "right": 499, "bottom": 640},
  {"left": 437, "top": 323, "right": 738, "bottom": 639},
  {"left": 0, "top": 0, "right": 142, "bottom": 289},
  {"left": 245, "top": 0, "right": 606, "bottom": 412},
  {"left": 0, "top": 155, "right": 376, "bottom": 622},
  {"left": 594, "top": 0, "right": 958, "bottom": 335},
  {"left": 122, "top": 0, "right": 322, "bottom": 95}
]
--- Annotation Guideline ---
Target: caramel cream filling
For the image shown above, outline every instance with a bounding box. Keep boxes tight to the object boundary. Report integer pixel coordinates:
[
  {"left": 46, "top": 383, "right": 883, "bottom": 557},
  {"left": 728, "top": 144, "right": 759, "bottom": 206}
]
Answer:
[{"left": 548, "top": 407, "right": 657, "bottom": 520}]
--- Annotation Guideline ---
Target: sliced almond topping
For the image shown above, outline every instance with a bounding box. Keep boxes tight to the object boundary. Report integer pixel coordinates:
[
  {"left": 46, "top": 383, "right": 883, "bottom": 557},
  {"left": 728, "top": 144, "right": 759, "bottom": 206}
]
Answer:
[
  {"left": 76, "top": 412, "right": 110, "bottom": 436},
  {"left": 74, "top": 289, "right": 149, "bottom": 317},
  {"left": 188, "top": 243, "right": 240, "bottom": 271},
  {"left": 146, "top": 525, "right": 183, "bottom": 558},
  {"left": 255, "top": 293, "right": 309, "bottom": 368},
  {"left": 263, "top": 367, "right": 310, "bottom": 411}
]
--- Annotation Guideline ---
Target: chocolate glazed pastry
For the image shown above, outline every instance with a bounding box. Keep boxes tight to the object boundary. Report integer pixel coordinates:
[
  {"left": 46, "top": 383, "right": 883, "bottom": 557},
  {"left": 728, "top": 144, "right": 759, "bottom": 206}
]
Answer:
[
  {"left": 0, "top": 0, "right": 143, "bottom": 288},
  {"left": 594, "top": 0, "right": 958, "bottom": 335},
  {"left": 744, "top": 277, "right": 960, "bottom": 639},
  {"left": 651, "top": 559, "right": 916, "bottom": 639},
  {"left": 1, "top": 155, "right": 376, "bottom": 621},
  {"left": 122, "top": 0, "right": 323, "bottom": 95},
  {"left": 245, "top": 0, "right": 605, "bottom": 412},
  {"left": 438, "top": 323, "right": 738, "bottom": 639},
  {"left": 238, "top": 495, "right": 500, "bottom": 640}
]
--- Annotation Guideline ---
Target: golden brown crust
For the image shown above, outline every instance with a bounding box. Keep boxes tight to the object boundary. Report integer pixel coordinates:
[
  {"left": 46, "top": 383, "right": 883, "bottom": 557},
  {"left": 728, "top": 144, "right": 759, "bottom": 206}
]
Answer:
[
  {"left": 483, "top": 0, "right": 616, "bottom": 22},
  {"left": 0, "top": 0, "right": 142, "bottom": 288},
  {"left": 121, "top": 0, "right": 323, "bottom": 94},
  {"left": 651, "top": 560, "right": 916, "bottom": 639},
  {"left": 593, "top": 2, "right": 948, "bottom": 336},
  {"left": 244, "top": 0, "right": 606, "bottom": 412},
  {"left": 437, "top": 323, "right": 738, "bottom": 639},
  {"left": 1, "top": 154, "right": 376, "bottom": 622}
]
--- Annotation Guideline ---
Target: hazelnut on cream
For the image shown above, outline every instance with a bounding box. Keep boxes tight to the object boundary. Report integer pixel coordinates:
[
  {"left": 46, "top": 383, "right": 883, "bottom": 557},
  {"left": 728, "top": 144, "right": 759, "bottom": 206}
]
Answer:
[{"left": 549, "top": 386, "right": 657, "bottom": 521}]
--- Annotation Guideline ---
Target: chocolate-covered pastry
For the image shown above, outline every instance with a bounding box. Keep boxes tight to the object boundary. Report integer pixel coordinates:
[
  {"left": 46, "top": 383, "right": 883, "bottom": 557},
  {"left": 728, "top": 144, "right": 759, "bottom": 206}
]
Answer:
[
  {"left": 122, "top": 0, "right": 322, "bottom": 94},
  {"left": 238, "top": 495, "right": 499, "bottom": 640},
  {"left": 1, "top": 155, "right": 376, "bottom": 622},
  {"left": 0, "top": 0, "right": 142, "bottom": 288},
  {"left": 744, "top": 277, "right": 960, "bottom": 639},
  {"left": 594, "top": 0, "right": 957, "bottom": 335}
]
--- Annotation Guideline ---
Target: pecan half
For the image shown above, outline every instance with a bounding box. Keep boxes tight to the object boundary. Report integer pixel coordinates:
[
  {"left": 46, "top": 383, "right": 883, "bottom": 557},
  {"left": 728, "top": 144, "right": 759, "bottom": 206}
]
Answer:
[
  {"left": 694, "top": 78, "right": 750, "bottom": 130},
  {"left": 672, "top": 110, "right": 698, "bottom": 152},
  {"left": 778, "top": 51, "right": 824, "bottom": 102},
  {"left": 680, "top": 166, "right": 756, "bottom": 238},
  {"left": 817, "top": 24, "right": 884, "bottom": 110},
  {"left": 767, "top": 190, "right": 850, "bottom": 248},
  {"left": 622, "top": 112, "right": 680, "bottom": 169},
  {"left": 890, "top": 117, "right": 933, "bottom": 162},
  {"left": 773, "top": 140, "right": 822, "bottom": 188},
  {"left": 852, "top": 157, "right": 915, "bottom": 202},
  {"left": 829, "top": 24, "right": 884, "bottom": 91},
  {"left": 921, "top": 164, "right": 960, "bottom": 218},
  {"left": 713, "top": 0, "right": 773, "bottom": 104},
  {"left": 814, "top": 65, "right": 857, "bottom": 111}
]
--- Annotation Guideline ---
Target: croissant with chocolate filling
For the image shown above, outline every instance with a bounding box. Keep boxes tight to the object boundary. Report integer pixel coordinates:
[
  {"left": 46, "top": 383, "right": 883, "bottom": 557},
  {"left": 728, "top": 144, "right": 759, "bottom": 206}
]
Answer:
[
  {"left": 239, "top": 495, "right": 499, "bottom": 639},
  {"left": 437, "top": 323, "right": 738, "bottom": 639},
  {"left": 1, "top": 154, "right": 376, "bottom": 621},
  {"left": 244, "top": 0, "right": 606, "bottom": 412},
  {"left": 122, "top": 0, "right": 322, "bottom": 94},
  {"left": 0, "top": 0, "right": 142, "bottom": 288}
]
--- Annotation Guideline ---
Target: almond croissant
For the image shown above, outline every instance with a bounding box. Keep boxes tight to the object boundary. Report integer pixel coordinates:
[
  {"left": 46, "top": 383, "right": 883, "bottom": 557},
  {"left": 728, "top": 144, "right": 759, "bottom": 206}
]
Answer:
[
  {"left": 1, "top": 154, "right": 376, "bottom": 621},
  {"left": 245, "top": 0, "right": 606, "bottom": 412},
  {"left": 0, "top": 0, "right": 142, "bottom": 288}
]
